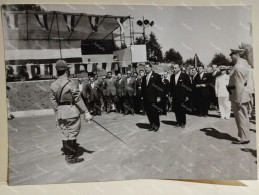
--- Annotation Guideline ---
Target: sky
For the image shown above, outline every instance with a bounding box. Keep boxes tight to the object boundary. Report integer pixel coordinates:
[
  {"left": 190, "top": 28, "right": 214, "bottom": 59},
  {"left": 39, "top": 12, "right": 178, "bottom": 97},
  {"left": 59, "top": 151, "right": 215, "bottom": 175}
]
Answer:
[{"left": 43, "top": 4, "right": 252, "bottom": 65}]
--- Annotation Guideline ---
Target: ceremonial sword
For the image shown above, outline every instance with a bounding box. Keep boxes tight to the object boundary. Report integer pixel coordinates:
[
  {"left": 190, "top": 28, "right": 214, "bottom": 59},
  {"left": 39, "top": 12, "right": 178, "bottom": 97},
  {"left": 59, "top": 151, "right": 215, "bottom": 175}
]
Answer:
[{"left": 90, "top": 119, "right": 127, "bottom": 145}]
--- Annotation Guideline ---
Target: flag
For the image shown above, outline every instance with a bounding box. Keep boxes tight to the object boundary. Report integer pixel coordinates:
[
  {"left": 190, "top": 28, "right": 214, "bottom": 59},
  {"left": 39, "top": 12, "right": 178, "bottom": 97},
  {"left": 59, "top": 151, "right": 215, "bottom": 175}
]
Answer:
[
  {"left": 88, "top": 16, "right": 100, "bottom": 32},
  {"left": 116, "top": 18, "right": 125, "bottom": 34},
  {"left": 63, "top": 14, "right": 75, "bottom": 32},
  {"left": 194, "top": 53, "right": 202, "bottom": 67},
  {"left": 5, "top": 12, "right": 18, "bottom": 29},
  {"left": 34, "top": 14, "right": 49, "bottom": 31}
]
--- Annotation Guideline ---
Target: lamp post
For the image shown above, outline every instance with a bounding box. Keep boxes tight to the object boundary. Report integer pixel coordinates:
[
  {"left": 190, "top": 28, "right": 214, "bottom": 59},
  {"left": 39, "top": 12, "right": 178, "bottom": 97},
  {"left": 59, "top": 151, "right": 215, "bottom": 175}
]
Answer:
[{"left": 136, "top": 16, "right": 154, "bottom": 43}]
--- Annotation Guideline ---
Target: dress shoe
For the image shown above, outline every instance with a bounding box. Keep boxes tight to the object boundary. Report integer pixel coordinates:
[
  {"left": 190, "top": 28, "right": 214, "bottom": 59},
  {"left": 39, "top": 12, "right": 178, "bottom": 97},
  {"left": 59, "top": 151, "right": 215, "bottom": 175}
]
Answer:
[
  {"left": 153, "top": 127, "right": 159, "bottom": 132},
  {"left": 232, "top": 140, "right": 250, "bottom": 145},
  {"left": 181, "top": 124, "right": 185, "bottom": 128},
  {"left": 175, "top": 124, "right": 181, "bottom": 127}
]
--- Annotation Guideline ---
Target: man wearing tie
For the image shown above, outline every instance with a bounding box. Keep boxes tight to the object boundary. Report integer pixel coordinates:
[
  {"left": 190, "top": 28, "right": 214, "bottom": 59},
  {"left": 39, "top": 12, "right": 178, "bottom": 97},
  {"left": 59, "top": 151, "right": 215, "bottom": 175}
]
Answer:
[
  {"left": 85, "top": 76, "right": 102, "bottom": 116},
  {"left": 141, "top": 62, "right": 163, "bottom": 132},
  {"left": 170, "top": 64, "right": 191, "bottom": 128},
  {"left": 193, "top": 65, "right": 212, "bottom": 117},
  {"left": 124, "top": 71, "right": 136, "bottom": 115},
  {"left": 161, "top": 72, "right": 170, "bottom": 115}
]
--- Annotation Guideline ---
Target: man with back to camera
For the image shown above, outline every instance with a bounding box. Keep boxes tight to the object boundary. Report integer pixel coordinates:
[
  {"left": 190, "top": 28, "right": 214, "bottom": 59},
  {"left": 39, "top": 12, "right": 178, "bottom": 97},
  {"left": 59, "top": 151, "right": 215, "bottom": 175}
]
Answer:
[
  {"left": 50, "top": 60, "right": 93, "bottom": 164},
  {"left": 227, "top": 49, "right": 251, "bottom": 144},
  {"left": 141, "top": 62, "right": 163, "bottom": 132},
  {"left": 170, "top": 64, "right": 191, "bottom": 128}
]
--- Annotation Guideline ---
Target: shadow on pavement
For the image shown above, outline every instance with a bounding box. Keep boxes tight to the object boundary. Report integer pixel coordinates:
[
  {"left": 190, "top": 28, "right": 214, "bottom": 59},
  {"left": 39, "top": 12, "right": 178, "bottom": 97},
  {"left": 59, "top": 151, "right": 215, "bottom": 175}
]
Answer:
[
  {"left": 161, "top": 120, "right": 178, "bottom": 126},
  {"left": 136, "top": 123, "right": 151, "bottom": 129},
  {"left": 241, "top": 148, "right": 257, "bottom": 158},
  {"left": 77, "top": 144, "right": 95, "bottom": 157},
  {"left": 207, "top": 114, "right": 221, "bottom": 118},
  {"left": 61, "top": 144, "right": 95, "bottom": 157},
  {"left": 250, "top": 129, "right": 256, "bottom": 133},
  {"left": 200, "top": 128, "right": 239, "bottom": 142}
]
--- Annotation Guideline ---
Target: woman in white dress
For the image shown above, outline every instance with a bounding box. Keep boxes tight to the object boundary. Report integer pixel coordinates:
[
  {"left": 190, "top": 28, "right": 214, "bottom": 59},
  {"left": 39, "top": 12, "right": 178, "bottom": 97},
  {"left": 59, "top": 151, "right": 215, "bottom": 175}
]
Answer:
[{"left": 215, "top": 66, "right": 231, "bottom": 119}]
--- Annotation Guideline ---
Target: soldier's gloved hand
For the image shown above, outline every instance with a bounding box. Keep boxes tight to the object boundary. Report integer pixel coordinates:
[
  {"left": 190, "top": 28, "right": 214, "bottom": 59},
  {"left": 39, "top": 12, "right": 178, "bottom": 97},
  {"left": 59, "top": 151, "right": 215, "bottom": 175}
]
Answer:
[{"left": 84, "top": 112, "right": 93, "bottom": 122}]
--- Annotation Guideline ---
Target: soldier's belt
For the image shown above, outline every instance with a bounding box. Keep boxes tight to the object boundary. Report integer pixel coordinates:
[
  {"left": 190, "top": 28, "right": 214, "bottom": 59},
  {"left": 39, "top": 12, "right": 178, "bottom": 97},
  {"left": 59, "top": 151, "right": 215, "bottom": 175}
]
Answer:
[
  {"left": 58, "top": 101, "right": 74, "bottom": 106},
  {"left": 227, "top": 86, "right": 236, "bottom": 90}
]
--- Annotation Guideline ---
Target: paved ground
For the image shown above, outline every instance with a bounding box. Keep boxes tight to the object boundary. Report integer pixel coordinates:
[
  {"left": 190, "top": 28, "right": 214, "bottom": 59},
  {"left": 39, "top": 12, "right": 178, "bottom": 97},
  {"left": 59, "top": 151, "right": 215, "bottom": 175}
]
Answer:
[{"left": 8, "top": 111, "right": 257, "bottom": 185}]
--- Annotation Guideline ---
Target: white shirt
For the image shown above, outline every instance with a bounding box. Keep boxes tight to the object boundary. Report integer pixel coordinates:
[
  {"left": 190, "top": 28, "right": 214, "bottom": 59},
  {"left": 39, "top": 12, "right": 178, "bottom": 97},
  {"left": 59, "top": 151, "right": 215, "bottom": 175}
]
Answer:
[
  {"left": 215, "top": 74, "right": 229, "bottom": 97},
  {"left": 90, "top": 82, "right": 94, "bottom": 89},
  {"left": 127, "top": 77, "right": 131, "bottom": 84},
  {"left": 78, "top": 83, "right": 83, "bottom": 92},
  {"left": 175, "top": 71, "right": 181, "bottom": 84},
  {"left": 146, "top": 71, "right": 152, "bottom": 85},
  {"left": 199, "top": 72, "right": 204, "bottom": 79}
]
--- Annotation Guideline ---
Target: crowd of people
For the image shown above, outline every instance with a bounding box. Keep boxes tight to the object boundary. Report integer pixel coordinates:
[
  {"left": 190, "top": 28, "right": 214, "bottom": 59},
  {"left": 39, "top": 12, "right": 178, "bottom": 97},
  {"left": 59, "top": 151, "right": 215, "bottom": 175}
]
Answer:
[
  {"left": 49, "top": 48, "right": 254, "bottom": 164},
  {"left": 75, "top": 62, "right": 247, "bottom": 121}
]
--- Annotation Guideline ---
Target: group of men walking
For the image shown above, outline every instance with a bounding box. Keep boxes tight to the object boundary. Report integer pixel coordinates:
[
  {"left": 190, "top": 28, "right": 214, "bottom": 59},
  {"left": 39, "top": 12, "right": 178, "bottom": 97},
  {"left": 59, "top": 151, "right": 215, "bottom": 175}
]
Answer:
[{"left": 49, "top": 48, "right": 254, "bottom": 164}]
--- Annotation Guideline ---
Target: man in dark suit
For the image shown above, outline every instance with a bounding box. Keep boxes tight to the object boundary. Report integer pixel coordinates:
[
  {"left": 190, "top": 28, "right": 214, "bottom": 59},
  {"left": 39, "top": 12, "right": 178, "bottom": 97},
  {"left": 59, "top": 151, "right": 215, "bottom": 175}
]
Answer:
[
  {"left": 141, "top": 62, "right": 163, "bottom": 132},
  {"left": 115, "top": 73, "right": 125, "bottom": 114},
  {"left": 161, "top": 72, "right": 170, "bottom": 115},
  {"left": 103, "top": 71, "right": 117, "bottom": 113},
  {"left": 124, "top": 71, "right": 136, "bottom": 115},
  {"left": 133, "top": 70, "right": 145, "bottom": 115},
  {"left": 189, "top": 67, "right": 199, "bottom": 115},
  {"left": 193, "top": 65, "right": 212, "bottom": 117},
  {"left": 170, "top": 64, "right": 191, "bottom": 128},
  {"left": 85, "top": 76, "right": 102, "bottom": 115}
]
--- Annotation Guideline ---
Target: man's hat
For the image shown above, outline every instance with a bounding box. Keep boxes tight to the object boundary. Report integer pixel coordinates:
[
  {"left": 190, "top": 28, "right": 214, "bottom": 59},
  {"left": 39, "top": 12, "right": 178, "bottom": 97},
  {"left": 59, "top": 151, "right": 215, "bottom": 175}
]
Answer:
[
  {"left": 55, "top": 60, "right": 71, "bottom": 71},
  {"left": 229, "top": 49, "right": 245, "bottom": 56}
]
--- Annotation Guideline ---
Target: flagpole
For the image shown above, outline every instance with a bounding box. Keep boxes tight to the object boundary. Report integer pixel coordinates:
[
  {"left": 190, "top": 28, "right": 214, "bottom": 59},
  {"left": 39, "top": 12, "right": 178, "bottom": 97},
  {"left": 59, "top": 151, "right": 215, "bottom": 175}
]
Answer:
[{"left": 56, "top": 12, "right": 63, "bottom": 59}]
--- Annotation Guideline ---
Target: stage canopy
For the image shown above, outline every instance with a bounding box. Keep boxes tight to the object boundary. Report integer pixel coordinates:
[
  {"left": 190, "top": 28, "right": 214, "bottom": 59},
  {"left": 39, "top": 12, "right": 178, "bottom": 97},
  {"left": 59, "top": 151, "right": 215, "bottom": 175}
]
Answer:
[{"left": 2, "top": 10, "right": 129, "bottom": 40}]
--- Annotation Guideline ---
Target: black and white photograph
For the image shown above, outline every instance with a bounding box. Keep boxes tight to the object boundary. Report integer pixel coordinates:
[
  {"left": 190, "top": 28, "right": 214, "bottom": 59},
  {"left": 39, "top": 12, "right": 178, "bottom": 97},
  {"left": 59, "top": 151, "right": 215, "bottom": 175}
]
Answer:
[{"left": 2, "top": 4, "right": 257, "bottom": 185}]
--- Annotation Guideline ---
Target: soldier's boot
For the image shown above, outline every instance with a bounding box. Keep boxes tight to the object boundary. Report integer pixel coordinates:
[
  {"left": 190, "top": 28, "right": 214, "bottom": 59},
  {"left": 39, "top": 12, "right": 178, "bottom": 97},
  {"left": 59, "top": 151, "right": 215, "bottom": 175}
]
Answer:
[
  {"left": 66, "top": 140, "right": 84, "bottom": 164},
  {"left": 62, "top": 140, "right": 69, "bottom": 161}
]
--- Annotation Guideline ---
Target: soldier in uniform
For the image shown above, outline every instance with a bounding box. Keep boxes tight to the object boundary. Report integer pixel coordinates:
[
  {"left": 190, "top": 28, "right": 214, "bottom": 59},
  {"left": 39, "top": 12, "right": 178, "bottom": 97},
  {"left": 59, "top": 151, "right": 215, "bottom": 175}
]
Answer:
[
  {"left": 50, "top": 60, "right": 92, "bottom": 164},
  {"left": 227, "top": 49, "right": 251, "bottom": 144}
]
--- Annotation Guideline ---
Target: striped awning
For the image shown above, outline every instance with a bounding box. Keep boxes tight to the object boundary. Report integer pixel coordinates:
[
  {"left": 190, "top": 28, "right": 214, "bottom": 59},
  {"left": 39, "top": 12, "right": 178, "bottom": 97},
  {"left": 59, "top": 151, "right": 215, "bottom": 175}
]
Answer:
[{"left": 2, "top": 10, "right": 129, "bottom": 41}]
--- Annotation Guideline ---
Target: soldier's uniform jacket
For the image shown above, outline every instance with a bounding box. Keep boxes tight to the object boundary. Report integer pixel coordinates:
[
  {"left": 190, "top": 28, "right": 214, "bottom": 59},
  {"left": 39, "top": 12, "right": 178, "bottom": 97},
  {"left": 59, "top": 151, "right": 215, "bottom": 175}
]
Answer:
[
  {"left": 228, "top": 58, "right": 251, "bottom": 104},
  {"left": 50, "top": 75, "right": 87, "bottom": 119}
]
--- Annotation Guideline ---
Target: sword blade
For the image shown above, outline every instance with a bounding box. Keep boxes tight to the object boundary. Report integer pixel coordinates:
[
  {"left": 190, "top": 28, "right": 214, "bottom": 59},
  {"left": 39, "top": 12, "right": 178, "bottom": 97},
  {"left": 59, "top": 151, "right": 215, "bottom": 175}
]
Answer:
[{"left": 92, "top": 119, "right": 126, "bottom": 145}]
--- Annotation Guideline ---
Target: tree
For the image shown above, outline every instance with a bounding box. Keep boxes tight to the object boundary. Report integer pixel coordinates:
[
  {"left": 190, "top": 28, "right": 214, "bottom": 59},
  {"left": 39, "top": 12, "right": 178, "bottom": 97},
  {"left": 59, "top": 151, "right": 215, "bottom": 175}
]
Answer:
[
  {"left": 134, "top": 32, "right": 163, "bottom": 63},
  {"left": 120, "top": 42, "right": 127, "bottom": 49},
  {"left": 164, "top": 48, "right": 183, "bottom": 64},
  {"left": 210, "top": 53, "right": 231, "bottom": 66},
  {"left": 239, "top": 42, "right": 253, "bottom": 67},
  {"left": 184, "top": 58, "right": 195, "bottom": 66},
  {"left": 146, "top": 32, "right": 163, "bottom": 62},
  {"left": 135, "top": 35, "right": 148, "bottom": 45}
]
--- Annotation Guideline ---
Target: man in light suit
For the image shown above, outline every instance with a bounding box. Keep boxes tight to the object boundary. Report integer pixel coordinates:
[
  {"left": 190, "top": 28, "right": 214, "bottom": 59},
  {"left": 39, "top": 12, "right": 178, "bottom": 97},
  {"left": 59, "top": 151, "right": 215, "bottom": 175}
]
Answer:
[
  {"left": 215, "top": 66, "right": 231, "bottom": 120},
  {"left": 227, "top": 49, "right": 251, "bottom": 144},
  {"left": 170, "top": 64, "right": 191, "bottom": 128},
  {"left": 141, "top": 62, "right": 163, "bottom": 132},
  {"left": 210, "top": 64, "right": 221, "bottom": 110},
  {"left": 124, "top": 71, "right": 137, "bottom": 115}
]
